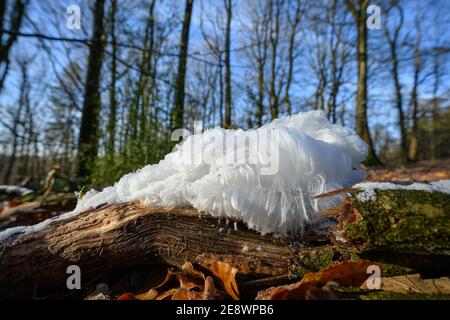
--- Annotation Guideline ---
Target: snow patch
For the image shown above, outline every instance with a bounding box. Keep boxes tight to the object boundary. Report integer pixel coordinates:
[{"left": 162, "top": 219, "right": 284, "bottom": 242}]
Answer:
[
  {"left": 0, "top": 209, "right": 82, "bottom": 241},
  {"left": 353, "top": 180, "right": 450, "bottom": 202},
  {"left": 0, "top": 185, "right": 33, "bottom": 196},
  {"left": 356, "top": 188, "right": 377, "bottom": 202}
]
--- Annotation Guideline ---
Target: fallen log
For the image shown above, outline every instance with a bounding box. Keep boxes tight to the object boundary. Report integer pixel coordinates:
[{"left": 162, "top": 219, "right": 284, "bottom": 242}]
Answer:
[{"left": 0, "top": 202, "right": 337, "bottom": 298}]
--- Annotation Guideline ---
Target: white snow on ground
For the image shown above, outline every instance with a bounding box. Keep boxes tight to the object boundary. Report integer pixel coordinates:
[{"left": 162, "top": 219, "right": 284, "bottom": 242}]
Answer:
[
  {"left": 0, "top": 209, "right": 83, "bottom": 241},
  {"left": 353, "top": 180, "right": 450, "bottom": 202},
  {"left": 0, "top": 110, "right": 368, "bottom": 240},
  {"left": 0, "top": 185, "right": 33, "bottom": 196}
]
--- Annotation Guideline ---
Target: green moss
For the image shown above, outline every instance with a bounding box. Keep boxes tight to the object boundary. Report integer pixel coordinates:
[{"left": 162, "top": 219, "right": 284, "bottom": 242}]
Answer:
[
  {"left": 347, "top": 189, "right": 450, "bottom": 254},
  {"left": 378, "top": 263, "right": 415, "bottom": 277},
  {"left": 288, "top": 247, "right": 360, "bottom": 278},
  {"left": 345, "top": 220, "right": 369, "bottom": 243}
]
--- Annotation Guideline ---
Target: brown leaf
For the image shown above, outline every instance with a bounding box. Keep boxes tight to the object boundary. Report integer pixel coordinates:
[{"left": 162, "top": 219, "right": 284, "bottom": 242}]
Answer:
[
  {"left": 171, "top": 288, "right": 190, "bottom": 300},
  {"left": 201, "top": 258, "right": 240, "bottom": 300},
  {"left": 257, "top": 260, "right": 373, "bottom": 300},
  {"left": 178, "top": 261, "right": 206, "bottom": 291},
  {"left": 303, "top": 260, "right": 373, "bottom": 288},
  {"left": 156, "top": 288, "right": 179, "bottom": 300},
  {"left": 188, "top": 291, "right": 206, "bottom": 300},
  {"left": 203, "top": 276, "right": 216, "bottom": 300},
  {"left": 153, "top": 268, "right": 178, "bottom": 291},
  {"left": 117, "top": 292, "right": 138, "bottom": 300},
  {"left": 116, "top": 268, "right": 178, "bottom": 300},
  {"left": 135, "top": 289, "right": 158, "bottom": 300}
]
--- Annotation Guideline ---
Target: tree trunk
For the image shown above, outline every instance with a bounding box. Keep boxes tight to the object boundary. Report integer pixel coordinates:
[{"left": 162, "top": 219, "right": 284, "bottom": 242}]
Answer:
[
  {"left": 284, "top": 0, "right": 301, "bottom": 116},
  {"left": 384, "top": 3, "right": 408, "bottom": 163},
  {"left": 223, "top": 0, "right": 232, "bottom": 128},
  {"left": 408, "top": 20, "right": 422, "bottom": 162},
  {"left": 76, "top": 0, "right": 106, "bottom": 179},
  {"left": 2, "top": 59, "right": 28, "bottom": 184},
  {"left": 269, "top": 0, "right": 281, "bottom": 120},
  {"left": 345, "top": 0, "right": 381, "bottom": 166},
  {"left": 107, "top": 0, "right": 118, "bottom": 159},
  {"left": 392, "top": 55, "right": 408, "bottom": 162},
  {"left": 0, "top": 0, "right": 26, "bottom": 92},
  {"left": 171, "top": 0, "right": 194, "bottom": 130}
]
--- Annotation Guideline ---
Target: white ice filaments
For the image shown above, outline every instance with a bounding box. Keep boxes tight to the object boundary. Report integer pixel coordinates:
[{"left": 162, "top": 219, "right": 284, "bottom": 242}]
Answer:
[{"left": 0, "top": 110, "right": 368, "bottom": 241}]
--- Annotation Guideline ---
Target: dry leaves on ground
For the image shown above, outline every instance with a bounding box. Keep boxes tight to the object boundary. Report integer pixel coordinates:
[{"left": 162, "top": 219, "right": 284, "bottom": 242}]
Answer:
[
  {"left": 115, "top": 260, "right": 237, "bottom": 301},
  {"left": 197, "top": 257, "right": 240, "bottom": 300},
  {"left": 256, "top": 260, "right": 373, "bottom": 300},
  {"left": 365, "top": 159, "right": 450, "bottom": 183}
]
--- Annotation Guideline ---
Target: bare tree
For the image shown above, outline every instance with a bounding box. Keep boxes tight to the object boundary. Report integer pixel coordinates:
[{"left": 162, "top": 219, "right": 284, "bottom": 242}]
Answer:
[
  {"left": 223, "top": 0, "right": 233, "bottom": 128},
  {"left": 268, "top": 0, "right": 283, "bottom": 120},
  {"left": 326, "top": 0, "right": 350, "bottom": 123},
  {"left": 107, "top": 0, "right": 118, "bottom": 159},
  {"left": 384, "top": 1, "right": 408, "bottom": 163},
  {"left": 245, "top": 1, "right": 270, "bottom": 127},
  {"left": 2, "top": 57, "right": 30, "bottom": 183},
  {"left": 284, "top": 0, "right": 302, "bottom": 116},
  {"left": 309, "top": 11, "right": 328, "bottom": 112},
  {"left": 171, "top": 0, "right": 194, "bottom": 130},
  {"left": 344, "top": 0, "right": 381, "bottom": 165},
  {"left": 406, "top": 8, "right": 426, "bottom": 163},
  {"left": 0, "top": 0, "right": 27, "bottom": 92},
  {"left": 199, "top": 0, "right": 234, "bottom": 128},
  {"left": 76, "top": 0, "right": 106, "bottom": 179}
]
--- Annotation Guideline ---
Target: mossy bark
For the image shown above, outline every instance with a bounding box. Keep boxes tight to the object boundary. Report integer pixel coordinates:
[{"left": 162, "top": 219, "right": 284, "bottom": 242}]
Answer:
[
  {"left": 347, "top": 189, "right": 450, "bottom": 254},
  {"left": 289, "top": 188, "right": 450, "bottom": 280}
]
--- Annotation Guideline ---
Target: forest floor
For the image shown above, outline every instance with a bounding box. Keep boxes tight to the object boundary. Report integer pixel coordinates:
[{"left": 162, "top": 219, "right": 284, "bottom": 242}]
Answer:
[
  {"left": 365, "top": 159, "right": 450, "bottom": 182},
  {"left": 1, "top": 159, "right": 449, "bottom": 300}
]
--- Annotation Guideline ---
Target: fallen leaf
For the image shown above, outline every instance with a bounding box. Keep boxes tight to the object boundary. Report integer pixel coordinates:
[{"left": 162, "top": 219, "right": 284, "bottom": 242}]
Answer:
[
  {"left": 179, "top": 261, "right": 205, "bottom": 291},
  {"left": 117, "top": 292, "right": 137, "bottom": 300},
  {"left": 203, "top": 276, "right": 216, "bottom": 300},
  {"left": 171, "top": 288, "right": 190, "bottom": 300},
  {"left": 117, "top": 268, "right": 177, "bottom": 300},
  {"left": 200, "top": 258, "right": 240, "bottom": 300},
  {"left": 257, "top": 260, "right": 373, "bottom": 300},
  {"left": 135, "top": 289, "right": 158, "bottom": 300},
  {"left": 156, "top": 288, "right": 179, "bottom": 300}
]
